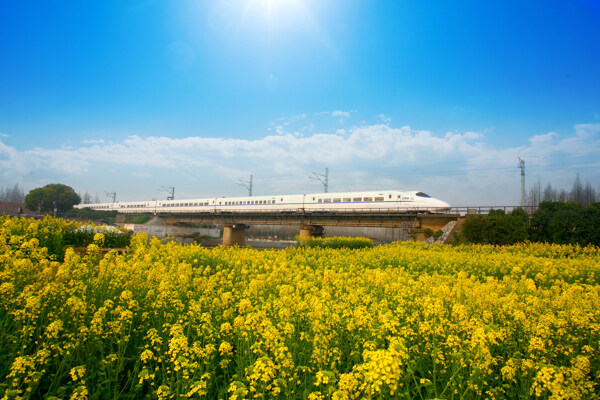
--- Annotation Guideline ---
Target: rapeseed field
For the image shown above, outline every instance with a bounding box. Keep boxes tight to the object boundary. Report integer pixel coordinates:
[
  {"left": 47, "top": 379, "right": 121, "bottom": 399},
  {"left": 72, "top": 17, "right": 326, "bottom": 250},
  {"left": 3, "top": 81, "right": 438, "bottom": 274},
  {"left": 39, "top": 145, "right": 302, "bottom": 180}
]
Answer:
[{"left": 1, "top": 216, "right": 599, "bottom": 399}]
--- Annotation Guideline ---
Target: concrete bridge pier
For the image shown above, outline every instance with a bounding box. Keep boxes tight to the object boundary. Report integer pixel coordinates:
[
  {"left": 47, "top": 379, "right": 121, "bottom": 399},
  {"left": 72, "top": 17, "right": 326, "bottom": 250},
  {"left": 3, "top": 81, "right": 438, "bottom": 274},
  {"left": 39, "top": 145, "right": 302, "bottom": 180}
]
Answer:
[
  {"left": 298, "top": 225, "right": 324, "bottom": 244},
  {"left": 223, "top": 224, "right": 249, "bottom": 247}
]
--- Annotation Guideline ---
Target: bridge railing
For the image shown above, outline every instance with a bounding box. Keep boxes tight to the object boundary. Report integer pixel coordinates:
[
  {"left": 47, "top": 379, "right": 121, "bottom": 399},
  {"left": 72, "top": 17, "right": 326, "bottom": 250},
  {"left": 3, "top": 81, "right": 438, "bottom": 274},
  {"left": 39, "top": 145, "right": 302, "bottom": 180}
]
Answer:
[{"left": 440, "top": 206, "right": 538, "bottom": 215}]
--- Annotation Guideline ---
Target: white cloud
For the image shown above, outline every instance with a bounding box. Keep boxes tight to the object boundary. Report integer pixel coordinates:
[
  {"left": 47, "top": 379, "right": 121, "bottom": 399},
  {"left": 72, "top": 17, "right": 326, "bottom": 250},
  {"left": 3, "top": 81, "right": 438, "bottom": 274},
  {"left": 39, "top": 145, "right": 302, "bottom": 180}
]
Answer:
[
  {"left": 376, "top": 114, "right": 392, "bottom": 124},
  {"left": 331, "top": 110, "right": 350, "bottom": 118},
  {"left": 575, "top": 123, "right": 600, "bottom": 138},
  {"left": 1, "top": 123, "right": 598, "bottom": 205},
  {"left": 529, "top": 132, "right": 558, "bottom": 145}
]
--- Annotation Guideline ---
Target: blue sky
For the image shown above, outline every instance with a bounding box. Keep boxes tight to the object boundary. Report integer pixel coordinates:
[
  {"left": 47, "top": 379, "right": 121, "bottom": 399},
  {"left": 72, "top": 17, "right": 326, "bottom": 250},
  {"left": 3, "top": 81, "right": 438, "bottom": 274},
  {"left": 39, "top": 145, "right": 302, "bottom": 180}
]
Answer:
[{"left": 1, "top": 0, "right": 599, "bottom": 205}]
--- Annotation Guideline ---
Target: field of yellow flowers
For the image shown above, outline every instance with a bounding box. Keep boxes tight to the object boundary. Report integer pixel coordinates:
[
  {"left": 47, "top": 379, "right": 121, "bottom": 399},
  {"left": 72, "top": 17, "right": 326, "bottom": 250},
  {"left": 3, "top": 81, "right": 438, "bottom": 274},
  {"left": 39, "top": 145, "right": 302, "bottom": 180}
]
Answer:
[{"left": 1, "top": 216, "right": 599, "bottom": 399}]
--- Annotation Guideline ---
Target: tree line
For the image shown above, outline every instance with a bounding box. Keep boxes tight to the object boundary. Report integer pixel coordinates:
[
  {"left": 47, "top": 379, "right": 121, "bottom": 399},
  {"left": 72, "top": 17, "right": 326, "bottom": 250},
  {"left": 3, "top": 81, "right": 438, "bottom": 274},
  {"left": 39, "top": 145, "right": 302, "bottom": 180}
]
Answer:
[
  {"left": 0, "top": 183, "right": 25, "bottom": 203},
  {"left": 0, "top": 183, "right": 103, "bottom": 208},
  {"left": 526, "top": 174, "right": 597, "bottom": 207},
  {"left": 462, "top": 201, "right": 600, "bottom": 246}
]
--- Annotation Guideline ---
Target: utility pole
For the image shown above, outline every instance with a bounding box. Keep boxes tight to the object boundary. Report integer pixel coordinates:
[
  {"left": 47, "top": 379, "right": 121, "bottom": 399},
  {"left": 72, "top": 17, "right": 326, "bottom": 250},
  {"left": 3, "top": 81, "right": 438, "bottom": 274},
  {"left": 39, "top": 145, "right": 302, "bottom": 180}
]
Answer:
[
  {"left": 159, "top": 186, "right": 175, "bottom": 200},
  {"left": 310, "top": 167, "right": 329, "bottom": 193},
  {"left": 518, "top": 157, "right": 525, "bottom": 207},
  {"left": 105, "top": 192, "right": 117, "bottom": 203},
  {"left": 238, "top": 175, "right": 253, "bottom": 196}
]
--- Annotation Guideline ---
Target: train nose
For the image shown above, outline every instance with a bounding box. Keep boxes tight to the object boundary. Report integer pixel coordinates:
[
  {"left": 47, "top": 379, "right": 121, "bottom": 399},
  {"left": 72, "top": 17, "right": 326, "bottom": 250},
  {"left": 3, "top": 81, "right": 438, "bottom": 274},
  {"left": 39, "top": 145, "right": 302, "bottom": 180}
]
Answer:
[{"left": 436, "top": 199, "right": 451, "bottom": 210}]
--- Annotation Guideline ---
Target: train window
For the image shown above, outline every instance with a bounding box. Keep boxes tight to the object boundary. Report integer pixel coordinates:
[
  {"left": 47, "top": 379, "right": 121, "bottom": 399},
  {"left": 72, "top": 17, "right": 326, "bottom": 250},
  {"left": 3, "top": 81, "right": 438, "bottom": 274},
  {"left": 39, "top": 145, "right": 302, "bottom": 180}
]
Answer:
[
  {"left": 374, "top": 197, "right": 384, "bottom": 201},
  {"left": 333, "top": 198, "right": 341, "bottom": 202},
  {"left": 353, "top": 197, "right": 361, "bottom": 202},
  {"left": 389, "top": 195, "right": 392, "bottom": 199},
  {"left": 343, "top": 198, "right": 351, "bottom": 202},
  {"left": 363, "top": 197, "right": 373, "bottom": 202},
  {"left": 280, "top": 198, "right": 283, "bottom": 202},
  {"left": 318, "top": 199, "right": 322, "bottom": 203},
  {"left": 416, "top": 192, "right": 431, "bottom": 198},
  {"left": 324, "top": 198, "right": 331, "bottom": 203}
]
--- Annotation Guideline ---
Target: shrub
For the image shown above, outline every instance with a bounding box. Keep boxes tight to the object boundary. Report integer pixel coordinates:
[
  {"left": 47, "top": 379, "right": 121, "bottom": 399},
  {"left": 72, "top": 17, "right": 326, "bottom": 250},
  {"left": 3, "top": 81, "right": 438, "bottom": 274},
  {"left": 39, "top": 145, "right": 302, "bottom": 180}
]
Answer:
[{"left": 296, "top": 236, "right": 373, "bottom": 249}]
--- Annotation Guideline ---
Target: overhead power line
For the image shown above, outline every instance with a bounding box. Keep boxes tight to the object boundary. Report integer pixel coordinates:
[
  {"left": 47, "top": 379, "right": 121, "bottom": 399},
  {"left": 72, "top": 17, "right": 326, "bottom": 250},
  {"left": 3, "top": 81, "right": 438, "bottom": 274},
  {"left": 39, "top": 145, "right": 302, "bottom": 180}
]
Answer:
[
  {"left": 310, "top": 167, "right": 329, "bottom": 193},
  {"left": 518, "top": 157, "right": 526, "bottom": 207},
  {"left": 159, "top": 186, "right": 175, "bottom": 200},
  {"left": 238, "top": 175, "right": 253, "bottom": 196},
  {"left": 105, "top": 191, "right": 116, "bottom": 203}
]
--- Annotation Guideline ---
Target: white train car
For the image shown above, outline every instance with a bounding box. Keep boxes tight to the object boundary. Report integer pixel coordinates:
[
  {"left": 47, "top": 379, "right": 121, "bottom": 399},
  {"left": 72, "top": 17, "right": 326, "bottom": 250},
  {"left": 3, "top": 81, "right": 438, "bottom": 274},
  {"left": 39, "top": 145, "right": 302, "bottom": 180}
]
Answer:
[{"left": 74, "top": 190, "right": 450, "bottom": 214}]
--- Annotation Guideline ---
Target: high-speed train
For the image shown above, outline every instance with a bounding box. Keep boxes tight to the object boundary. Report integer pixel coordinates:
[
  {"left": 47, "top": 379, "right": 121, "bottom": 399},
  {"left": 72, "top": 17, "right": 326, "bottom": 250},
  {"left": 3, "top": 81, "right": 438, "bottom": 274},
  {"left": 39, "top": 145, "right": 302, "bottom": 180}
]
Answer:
[{"left": 75, "top": 190, "right": 451, "bottom": 214}]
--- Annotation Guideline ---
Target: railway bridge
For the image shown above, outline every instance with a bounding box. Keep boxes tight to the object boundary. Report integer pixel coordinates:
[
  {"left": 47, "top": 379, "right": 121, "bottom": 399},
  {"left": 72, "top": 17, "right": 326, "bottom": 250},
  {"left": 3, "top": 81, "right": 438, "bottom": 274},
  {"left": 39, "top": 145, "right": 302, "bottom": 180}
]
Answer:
[
  {"left": 114, "top": 206, "right": 528, "bottom": 246},
  {"left": 138, "top": 209, "right": 466, "bottom": 246}
]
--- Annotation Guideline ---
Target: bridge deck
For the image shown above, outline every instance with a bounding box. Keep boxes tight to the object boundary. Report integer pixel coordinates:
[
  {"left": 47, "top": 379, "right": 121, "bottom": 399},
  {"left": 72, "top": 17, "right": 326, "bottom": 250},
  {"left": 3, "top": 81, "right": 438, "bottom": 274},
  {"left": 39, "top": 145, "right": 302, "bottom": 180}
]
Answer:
[{"left": 156, "top": 210, "right": 460, "bottom": 229}]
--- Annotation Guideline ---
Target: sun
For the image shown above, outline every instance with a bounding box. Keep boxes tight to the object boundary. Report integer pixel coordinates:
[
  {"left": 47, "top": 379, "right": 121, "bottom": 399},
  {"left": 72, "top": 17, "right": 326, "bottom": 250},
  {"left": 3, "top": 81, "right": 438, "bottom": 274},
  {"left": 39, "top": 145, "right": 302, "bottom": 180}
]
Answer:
[{"left": 240, "top": 0, "right": 309, "bottom": 31}]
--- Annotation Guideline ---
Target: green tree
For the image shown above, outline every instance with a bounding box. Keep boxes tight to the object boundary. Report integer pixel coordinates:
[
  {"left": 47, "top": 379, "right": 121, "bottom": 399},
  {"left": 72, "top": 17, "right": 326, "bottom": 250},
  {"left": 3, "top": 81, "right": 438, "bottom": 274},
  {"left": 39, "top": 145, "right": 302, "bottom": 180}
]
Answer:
[
  {"left": 462, "top": 209, "right": 529, "bottom": 245},
  {"left": 24, "top": 183, "right": 81, "bottom": 212},
  {"left": 529, "top": 201, "right": 585, "bottom": 244},
  {"left": 580, "top": 203, "right": 600, "bottom": 246}
]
